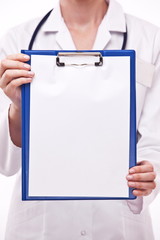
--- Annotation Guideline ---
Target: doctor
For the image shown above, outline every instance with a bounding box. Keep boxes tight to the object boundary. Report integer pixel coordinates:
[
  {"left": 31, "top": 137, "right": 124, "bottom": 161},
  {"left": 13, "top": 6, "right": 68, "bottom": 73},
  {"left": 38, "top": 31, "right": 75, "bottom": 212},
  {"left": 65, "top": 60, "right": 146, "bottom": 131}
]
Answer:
[{"left": 0, "top": 0, "right": 160, "bottom": 239}]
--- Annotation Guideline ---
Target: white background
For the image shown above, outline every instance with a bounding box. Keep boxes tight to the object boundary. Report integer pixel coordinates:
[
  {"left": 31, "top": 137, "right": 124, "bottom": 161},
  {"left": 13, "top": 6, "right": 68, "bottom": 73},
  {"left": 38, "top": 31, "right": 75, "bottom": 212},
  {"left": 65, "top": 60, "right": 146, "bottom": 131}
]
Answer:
[{"left": 0, "top": 0, "right": 160, "bottom": 239}]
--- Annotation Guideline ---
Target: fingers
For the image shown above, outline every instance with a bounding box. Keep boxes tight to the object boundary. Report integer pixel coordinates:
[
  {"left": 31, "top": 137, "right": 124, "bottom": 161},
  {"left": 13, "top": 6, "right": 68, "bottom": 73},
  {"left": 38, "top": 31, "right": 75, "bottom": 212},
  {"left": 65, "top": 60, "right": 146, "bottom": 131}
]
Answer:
[
  {"left": 128, "top": 181, "right": 156, "bottom": 190},
  {"left": 126, "top": 161, "right": 156, "bottom": 197},
  {"left": 129, "top": 162, "right": 154, "bottom": 174},
  {"left": 0, "top": 59, "right": 31, "bottom": 76},
  {"left": 132, "top": 189, "right": 152, "bottom": 197},
  {"left": 0, "top": 69, "right": 34, "bottom": 89},
  {"left": 0, "top": 54, "right": 33, "bottom": 109},
  {"left": 126, "top": 172, "right": 156, "bottom": 182},
  {"left": 0, "top": 53, "right": 32, "bottom": 89},
  {"left": 5, "top": 78, "right": 33, "bottom": 92},
  {"left": 6, "top": 53, "right": 30, "bottom": 61},
  {"left": 0, "top": 54, "right": 30, "bottom": 77}
]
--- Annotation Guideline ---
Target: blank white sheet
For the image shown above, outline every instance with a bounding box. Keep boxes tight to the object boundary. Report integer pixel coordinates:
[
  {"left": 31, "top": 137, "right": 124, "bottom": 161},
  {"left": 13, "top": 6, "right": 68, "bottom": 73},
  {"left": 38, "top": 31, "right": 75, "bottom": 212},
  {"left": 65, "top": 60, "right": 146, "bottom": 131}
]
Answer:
[{"left": 28, "top": 54, "right": 130, "bottom": 198}]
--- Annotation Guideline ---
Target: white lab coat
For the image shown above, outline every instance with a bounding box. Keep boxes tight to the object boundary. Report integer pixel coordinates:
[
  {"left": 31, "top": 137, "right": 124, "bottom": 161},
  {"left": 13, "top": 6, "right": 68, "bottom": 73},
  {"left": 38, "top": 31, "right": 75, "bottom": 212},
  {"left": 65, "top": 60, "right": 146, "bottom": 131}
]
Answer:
[{"left": 0, "top": 0, "right": 160, "bottom": 239}]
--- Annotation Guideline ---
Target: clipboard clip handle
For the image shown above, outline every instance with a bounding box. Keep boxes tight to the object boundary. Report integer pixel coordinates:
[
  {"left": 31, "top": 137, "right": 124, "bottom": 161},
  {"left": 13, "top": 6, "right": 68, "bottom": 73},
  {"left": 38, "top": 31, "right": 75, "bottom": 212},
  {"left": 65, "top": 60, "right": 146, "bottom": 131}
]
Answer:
[{"left": 56, "top": 52, "right": 103, "bottom": 67}]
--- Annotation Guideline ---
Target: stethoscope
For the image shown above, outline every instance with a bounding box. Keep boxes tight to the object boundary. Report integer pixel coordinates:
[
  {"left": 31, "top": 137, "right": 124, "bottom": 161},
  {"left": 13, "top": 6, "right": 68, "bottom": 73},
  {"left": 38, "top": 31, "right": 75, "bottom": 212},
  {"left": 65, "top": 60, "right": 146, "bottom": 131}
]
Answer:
[{"left": 28, "top": 9, "right": 128, "bottom": 51}]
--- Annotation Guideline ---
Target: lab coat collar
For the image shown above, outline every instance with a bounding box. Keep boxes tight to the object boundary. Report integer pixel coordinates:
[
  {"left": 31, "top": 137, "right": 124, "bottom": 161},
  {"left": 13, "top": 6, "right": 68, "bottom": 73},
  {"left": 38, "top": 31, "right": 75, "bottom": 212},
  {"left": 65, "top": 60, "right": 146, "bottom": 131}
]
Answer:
[
  {"left": 41, "top": 0, "right": 126, "bottom": 50},
  {"left": 105, "top": 0, "right": 126, "bottom": 33},
  {"left": 41, "top": 2, "right": 63, "bottom": 32},
  {"left": 42, "top": 0, "right": 126, "bottom": 33}
]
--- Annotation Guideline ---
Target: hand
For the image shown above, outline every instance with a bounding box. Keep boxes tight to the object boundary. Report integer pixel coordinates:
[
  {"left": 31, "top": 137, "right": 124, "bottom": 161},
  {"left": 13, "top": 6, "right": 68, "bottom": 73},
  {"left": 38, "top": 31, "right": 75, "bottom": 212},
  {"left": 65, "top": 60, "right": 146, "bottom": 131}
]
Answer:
[
  {"left": 0, "top": 53, "right": 34, "bottom": 110},
  {"left": 0, "top": 53, "right": 35, "bottom": 147},
  {"left": 126, "top": 160, "right": 156, "bottom": 196}
]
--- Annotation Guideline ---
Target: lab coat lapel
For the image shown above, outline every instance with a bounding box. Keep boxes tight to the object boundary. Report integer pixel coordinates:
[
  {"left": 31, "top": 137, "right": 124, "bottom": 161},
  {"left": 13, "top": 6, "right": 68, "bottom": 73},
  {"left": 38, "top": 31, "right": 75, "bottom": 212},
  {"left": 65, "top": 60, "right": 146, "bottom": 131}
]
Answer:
[
  {"left": 92, "top": 26, "right": 111, "bottom": 50},
  {"left": 41, "top": 3, "right": 76, "bottom": 50},
  {"left": 55, "top": 23, "right": 76, "bottom": 50},
  {"left": 92, "top": 0, "right": 126, "bottom": 50}
]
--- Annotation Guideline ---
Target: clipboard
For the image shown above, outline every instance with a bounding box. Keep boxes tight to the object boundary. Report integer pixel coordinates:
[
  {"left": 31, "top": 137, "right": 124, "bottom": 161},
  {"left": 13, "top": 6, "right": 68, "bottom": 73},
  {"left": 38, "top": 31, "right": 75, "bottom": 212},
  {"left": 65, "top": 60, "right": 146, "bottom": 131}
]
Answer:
[{"left": 21, "top": 50, "right": 136, "bottom": 201}]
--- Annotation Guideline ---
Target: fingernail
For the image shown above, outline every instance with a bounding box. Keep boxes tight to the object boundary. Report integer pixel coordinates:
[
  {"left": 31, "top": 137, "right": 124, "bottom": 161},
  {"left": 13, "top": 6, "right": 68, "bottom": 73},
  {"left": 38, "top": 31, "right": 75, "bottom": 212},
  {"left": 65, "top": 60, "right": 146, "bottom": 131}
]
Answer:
[
  {"left": 127, "top": 175, "right": 133, "bottom": 180},
  {"left": 129, "top": 169, "right": 135, "bottom": 174},
  {"left": 28, "top": 71, "right": 34, "bottom": 76},
  {"left": 132, "top": 190, "right": 139, "bottom": 196},
  {"left": 24, "top": 55, "right": 30, "bottom": 60},
  {"left": 24, "top": 64, "right": 31, "bottom": 69}
]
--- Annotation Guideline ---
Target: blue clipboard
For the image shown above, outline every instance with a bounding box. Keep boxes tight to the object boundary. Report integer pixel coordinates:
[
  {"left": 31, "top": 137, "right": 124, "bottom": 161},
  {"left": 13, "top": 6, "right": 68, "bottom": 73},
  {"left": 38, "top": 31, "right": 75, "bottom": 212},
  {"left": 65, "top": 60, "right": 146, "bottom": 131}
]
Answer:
[{"left": 21, "top": 50, "right": 136, "bottom": 201}]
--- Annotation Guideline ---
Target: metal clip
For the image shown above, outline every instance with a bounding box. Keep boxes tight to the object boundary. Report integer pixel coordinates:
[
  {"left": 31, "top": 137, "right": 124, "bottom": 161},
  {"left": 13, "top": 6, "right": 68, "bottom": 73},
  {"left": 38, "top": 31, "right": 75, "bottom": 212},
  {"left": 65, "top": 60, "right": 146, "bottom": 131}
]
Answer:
[{"left": 56, "top": 52, "right": 103, "bottom": 67}]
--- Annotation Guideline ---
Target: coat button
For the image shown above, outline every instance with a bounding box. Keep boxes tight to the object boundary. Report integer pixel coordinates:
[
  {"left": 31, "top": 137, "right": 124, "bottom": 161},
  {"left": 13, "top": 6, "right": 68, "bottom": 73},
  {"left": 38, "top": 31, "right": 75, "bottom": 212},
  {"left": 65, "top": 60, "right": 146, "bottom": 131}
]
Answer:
[{"left": 81, "top": 230, "right": 87, "bottom": 236}]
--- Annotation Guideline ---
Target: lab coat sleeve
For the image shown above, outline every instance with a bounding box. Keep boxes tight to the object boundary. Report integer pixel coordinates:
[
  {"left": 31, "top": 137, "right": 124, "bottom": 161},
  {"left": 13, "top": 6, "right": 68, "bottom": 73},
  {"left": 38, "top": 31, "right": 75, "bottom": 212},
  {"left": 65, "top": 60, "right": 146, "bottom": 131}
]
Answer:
[
  {"left": 127, "top": 28, "right": 160, "bottom": 214},
  {"left": 0, "top": 31, "right": 21, "bottom": 176},
  {"left": 0, "top": 103, "right": 21, "bottom": 176}
]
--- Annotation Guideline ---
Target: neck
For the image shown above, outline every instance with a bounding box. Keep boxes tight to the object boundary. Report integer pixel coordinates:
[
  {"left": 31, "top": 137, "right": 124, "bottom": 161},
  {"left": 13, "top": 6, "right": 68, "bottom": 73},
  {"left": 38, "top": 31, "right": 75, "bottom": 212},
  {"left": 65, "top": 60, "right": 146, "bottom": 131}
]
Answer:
[{"left": 60, "top": 0, "right": 108, "bottom": 29}]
